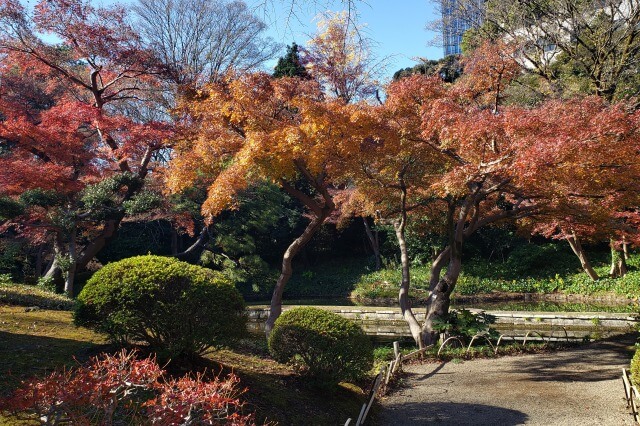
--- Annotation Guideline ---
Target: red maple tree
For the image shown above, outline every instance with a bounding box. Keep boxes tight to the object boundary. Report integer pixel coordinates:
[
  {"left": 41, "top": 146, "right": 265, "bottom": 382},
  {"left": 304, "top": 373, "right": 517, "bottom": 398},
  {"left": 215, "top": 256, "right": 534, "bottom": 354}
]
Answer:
[{"left": 0, "top": 0, "right": 173, "bottom": 294}]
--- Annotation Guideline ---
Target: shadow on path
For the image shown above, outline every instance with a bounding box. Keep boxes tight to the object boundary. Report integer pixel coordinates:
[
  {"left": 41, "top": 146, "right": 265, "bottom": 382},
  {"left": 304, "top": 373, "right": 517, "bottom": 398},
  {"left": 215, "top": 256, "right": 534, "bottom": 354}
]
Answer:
[
  {"left": 377, "top": 401, "right": 528, "bottom": 426},
  {"left": 510, "top": 332, "right": 636, "bottom": 383},
  {"left": 414, "top": 361, "right": 448, "bottom": 382}
]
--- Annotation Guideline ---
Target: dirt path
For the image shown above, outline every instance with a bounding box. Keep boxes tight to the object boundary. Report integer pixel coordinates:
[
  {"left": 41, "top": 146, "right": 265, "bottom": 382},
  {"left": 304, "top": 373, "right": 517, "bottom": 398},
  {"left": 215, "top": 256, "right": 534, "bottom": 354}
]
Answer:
[{"left": 376, "top": 334, "right": 636, "bottom": 425}]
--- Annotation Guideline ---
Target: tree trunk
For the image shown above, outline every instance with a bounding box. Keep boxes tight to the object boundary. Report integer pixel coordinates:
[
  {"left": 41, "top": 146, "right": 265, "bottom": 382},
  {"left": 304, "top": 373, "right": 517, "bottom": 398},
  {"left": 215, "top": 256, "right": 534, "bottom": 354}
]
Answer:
[
  {"left": 264, "top": 213, "right": 330, "bottom": 336},
  {"left": 422, "top": 195, "right": 475, "bottom": 346},
  {"left": 623, "top": 239, "right": 630, "bottom": 260},
  {"left": 394, "top": 218, "right": 425, "bottom": 348},
  {"left": 34, "top": 246, "right": 44, "bottom": 278},
  {"left": 609, "top": 239, "right": 627, "bottom": 278},
  {"left": 44, "top": 238, "right": 64, "bottom": 290},
  {"left": 175, "top": 226, "right": 209, "bottom": 261},
  {"left": 566, "top": 232, "right": 599, "bottom": 281},
  {"left": 429, "top": 247, "right": 450, "bottom": 289},
  {"left": 422, "top": 247, "right": 462, "bottom": 346},
  {"left": 75, "top": 219, "right": 120, "bottom": 271},
  {"left": 170, "top": 227, "right": 179, "bottom": 256},
  {"left": 363, "top": 216, "right": 381, "bottom": 270},
  {"left": 64, "top": 228, "right": 77, "bottom": 297},
  {"left": 43, "top": 258, "right": 62, "bottom": 281},
  {"left": 264, "top": 165, "right": 335, "bottom": 337}
]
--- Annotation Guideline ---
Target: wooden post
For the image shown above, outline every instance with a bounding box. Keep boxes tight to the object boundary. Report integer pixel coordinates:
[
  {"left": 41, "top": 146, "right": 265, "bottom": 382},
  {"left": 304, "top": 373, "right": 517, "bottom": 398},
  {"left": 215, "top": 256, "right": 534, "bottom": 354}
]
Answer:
[
  {"left": 393, "top": 341, "right": 400, "bottom": 359},
  {"left": 355, "top": 403, "right": 367, "bottom": 425},
  {"left": 392, "top": 354, "right": 403, "bottom": 374},
  {"left": 361, "top": 369, "right": 385, "bottom": 424},
  {"left": 385, "top": 361, "right": 394, "bottom": 385},
  {"left": 622, "top": 369, "right": 632, "bottom": 407}
]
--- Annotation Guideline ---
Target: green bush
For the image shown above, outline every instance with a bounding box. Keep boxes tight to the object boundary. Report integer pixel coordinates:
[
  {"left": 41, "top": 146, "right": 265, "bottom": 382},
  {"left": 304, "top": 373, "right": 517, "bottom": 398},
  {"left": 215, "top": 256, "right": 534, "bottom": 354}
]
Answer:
[
  {"left": 631, "top": 348, "right": 640, "bottom": 387},
  {"left": 36, "top": 276, "right": 56, "bottom": 293},
  {"left": 74, "top": 255, "right": 246, "bottom": 359},
  {"left": 268, "top": 307, "right": 373, "bottom": 386},
  {"left": 0, "top": 273, "right": 12, "bottom": 286},
  {"left": 431, "top": 309, "right": 499, "bottom": 341}
]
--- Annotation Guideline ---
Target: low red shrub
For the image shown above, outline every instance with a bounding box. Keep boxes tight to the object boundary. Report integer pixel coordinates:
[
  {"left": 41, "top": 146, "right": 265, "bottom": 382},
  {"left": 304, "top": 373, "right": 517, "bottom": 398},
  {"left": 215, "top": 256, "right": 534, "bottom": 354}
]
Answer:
[{"left": 1, "top": 350, "right": 255, "bottom": 425}]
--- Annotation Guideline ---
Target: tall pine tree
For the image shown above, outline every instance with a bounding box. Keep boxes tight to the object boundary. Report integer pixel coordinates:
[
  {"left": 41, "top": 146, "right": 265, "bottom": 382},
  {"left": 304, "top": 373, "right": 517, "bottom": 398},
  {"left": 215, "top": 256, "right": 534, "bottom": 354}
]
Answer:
[{"left": 273, "top": 43, "right": 310, "bottom": 79}]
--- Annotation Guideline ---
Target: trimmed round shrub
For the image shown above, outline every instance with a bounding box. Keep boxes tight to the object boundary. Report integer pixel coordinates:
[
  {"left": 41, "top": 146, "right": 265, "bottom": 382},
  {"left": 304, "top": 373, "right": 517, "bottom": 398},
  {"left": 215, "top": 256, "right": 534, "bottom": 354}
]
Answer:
[
  {"left": 631, "top": 348, "right": 640, "bottom": 386},
  {"left": 268, "top": 307, "right": 373, "bottom": 386},
  {"left": 74, "top": 255, "right": 246, "bottom": 359}
]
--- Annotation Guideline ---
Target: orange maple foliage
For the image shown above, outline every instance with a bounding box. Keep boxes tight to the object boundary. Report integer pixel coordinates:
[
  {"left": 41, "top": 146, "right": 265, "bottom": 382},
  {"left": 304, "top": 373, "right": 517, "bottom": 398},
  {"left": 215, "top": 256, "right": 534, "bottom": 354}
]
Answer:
[{"left": 168, "top": 72, "right": 351, "bottom": 331}]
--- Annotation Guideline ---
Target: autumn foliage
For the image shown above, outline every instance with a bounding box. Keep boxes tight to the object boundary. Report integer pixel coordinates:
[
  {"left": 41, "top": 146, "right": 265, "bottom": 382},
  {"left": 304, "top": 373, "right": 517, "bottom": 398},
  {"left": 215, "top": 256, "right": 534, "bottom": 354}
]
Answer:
[
  {"left": 0, "top": 350, "right": 255, "bottom": 425},
  {"left": 510, "top": 97, "right": 640, "bottom": 243},
  {"left": 0, "top": 0, "right": 173, "bottom": 294},
  {"left": 168, "top": 73, "right": 348, "bottom": 332}
]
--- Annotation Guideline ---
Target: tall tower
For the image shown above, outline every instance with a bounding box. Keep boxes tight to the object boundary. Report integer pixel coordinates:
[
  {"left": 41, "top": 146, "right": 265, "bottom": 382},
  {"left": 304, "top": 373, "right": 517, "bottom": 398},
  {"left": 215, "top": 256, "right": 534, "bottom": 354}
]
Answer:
[{"left": 442, "top": 0, "right": 485, "bottom": 56}]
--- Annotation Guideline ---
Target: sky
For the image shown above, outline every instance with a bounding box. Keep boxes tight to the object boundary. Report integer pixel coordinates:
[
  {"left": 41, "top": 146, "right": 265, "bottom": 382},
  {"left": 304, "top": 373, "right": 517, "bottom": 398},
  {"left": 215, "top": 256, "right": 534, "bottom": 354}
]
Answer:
[
  {"left": 252, "top": 0, "right": 444, "bottom": 79},
  {"left": 22, "top": 0, "right": 444, "bottom": 81}
]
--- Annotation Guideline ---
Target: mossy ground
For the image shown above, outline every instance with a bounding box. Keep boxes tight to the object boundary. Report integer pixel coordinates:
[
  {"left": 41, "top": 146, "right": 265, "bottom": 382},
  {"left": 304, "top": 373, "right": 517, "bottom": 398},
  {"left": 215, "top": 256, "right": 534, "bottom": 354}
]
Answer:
[{"left": 0, "top": 305, "right": 367, "bottom": 425}]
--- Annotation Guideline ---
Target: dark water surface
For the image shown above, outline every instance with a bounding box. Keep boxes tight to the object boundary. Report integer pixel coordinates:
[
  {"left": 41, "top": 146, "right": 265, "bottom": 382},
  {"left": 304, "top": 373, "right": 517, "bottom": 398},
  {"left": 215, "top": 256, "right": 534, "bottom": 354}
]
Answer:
[{"left": 246, "top": 297, "right": 639, "bottom": 313}]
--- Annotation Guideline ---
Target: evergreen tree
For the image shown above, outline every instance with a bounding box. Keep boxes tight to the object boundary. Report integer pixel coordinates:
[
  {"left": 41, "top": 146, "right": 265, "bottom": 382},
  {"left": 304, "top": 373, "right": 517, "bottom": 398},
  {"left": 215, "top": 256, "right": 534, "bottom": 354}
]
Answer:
[{"left": 273, "top": 43, "right": 310, "bottom": 79}]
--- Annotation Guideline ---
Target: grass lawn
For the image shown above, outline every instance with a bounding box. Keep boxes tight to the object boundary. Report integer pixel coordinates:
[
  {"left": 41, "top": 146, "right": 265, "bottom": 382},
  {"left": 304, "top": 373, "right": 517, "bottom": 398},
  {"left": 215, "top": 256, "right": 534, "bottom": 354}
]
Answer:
[{"left": 0, "top": 305, "right": 368, "bottom": 425}]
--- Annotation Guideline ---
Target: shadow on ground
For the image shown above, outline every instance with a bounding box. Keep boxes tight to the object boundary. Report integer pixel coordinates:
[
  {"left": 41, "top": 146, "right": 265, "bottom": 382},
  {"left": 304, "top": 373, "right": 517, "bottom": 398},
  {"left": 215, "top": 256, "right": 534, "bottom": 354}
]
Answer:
[
  {"left": 375, "top": 401, "right": 528, "bottom": 425},
  {"left": 510, "top": 332, "right": 636, "bottom": 383},
  {"left": 0, "top": 330, "right": 106, "bottom": 396}
]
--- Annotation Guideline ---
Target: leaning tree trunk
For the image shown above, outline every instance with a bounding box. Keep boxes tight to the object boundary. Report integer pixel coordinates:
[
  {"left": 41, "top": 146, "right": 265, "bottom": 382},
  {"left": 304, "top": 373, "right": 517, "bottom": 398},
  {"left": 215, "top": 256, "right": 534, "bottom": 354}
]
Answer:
[
  {"left": 393, "top": 218, "right": 425, "bottom": 349},
  {"left": 43, "top": 257, "right": 63, "bottom": 283},
  {"left": 175, "top": 226, "right": 210, "bottom": 262},
  {"left": 566, "top": 231, "right": 599, "bottom": 281},
  {"left": 264, "top": 212, "right": 331, "bottom": 336},
  {"left": 609, "top": 239, "right": 627, "bottom": 278},
  {"left": 75, "top": 219, "right": 120, "bottom": 272},
  {"left": 263, "top": 167, "right": 335, "bottom": 337},
  {"left": 44, "top": 235, "right": 65, "bottom": 290}
]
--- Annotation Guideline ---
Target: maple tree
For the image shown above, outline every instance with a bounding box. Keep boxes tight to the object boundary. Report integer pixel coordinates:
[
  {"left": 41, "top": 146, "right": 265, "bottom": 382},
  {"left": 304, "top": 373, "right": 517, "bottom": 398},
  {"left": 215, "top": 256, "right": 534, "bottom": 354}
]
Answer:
[
  {"left": 0, "top": 0, "right": 172, "bottom": 294},
  {"left": 167, "top": 73, "right": 348, "bottom": 334},
  {"left": 336, "top": 42, "right": 541, "bottom": 345},
  {"left": 341, "top": 71, "right": 542, "bottom": 346},
  {"left": 340, "top": 42, "right": 640, "bottom": 345},
  {"left": 168, "top": 9, "right": 386, "bottom": 334},
  {"left": 441, "top": 0, "right": 640, "bottom": 274},
  {"left": 509, "top": 97, "right": 640, "bottom": 279}
]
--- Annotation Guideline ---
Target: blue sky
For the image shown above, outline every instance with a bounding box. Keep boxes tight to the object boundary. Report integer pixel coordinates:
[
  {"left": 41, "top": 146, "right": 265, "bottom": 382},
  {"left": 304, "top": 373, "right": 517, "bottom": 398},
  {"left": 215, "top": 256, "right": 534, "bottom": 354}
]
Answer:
[
  {"left": 253, "top": 1, "right": 444, "bottom": 79},
  {"left": 23, "top": 0, "right": 444, "bottom": 81}
]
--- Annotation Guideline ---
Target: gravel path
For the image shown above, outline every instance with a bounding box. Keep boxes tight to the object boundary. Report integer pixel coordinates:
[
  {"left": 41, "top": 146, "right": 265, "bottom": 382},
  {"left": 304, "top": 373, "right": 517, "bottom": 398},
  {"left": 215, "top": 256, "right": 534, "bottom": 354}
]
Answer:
[{"left": 376, "top": 334, "right": 636, "bottom": 425}]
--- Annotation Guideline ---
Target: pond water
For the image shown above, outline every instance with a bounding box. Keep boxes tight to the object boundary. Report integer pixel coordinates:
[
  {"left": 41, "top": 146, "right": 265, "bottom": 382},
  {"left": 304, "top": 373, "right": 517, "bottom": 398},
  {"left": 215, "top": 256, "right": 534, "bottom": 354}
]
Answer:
[
  {"left": 246, "top": 297, "right": 639, "bottom": 313},
  {"left": 246, "top": 298, "right": 638, "bottom": 344}
]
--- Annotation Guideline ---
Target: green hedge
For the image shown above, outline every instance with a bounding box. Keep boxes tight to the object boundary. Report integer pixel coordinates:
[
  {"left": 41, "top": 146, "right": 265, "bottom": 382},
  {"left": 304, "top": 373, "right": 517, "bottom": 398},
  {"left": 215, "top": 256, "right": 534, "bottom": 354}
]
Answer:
[
  {"left": 631, "top": 348, "right": 640, "bottom": 387},
  {"left": 268, "top": 307, "right": 373, "bottom": 387},
  {"left": 75, "top": 255, "right": 246, "bottom": 359}
]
